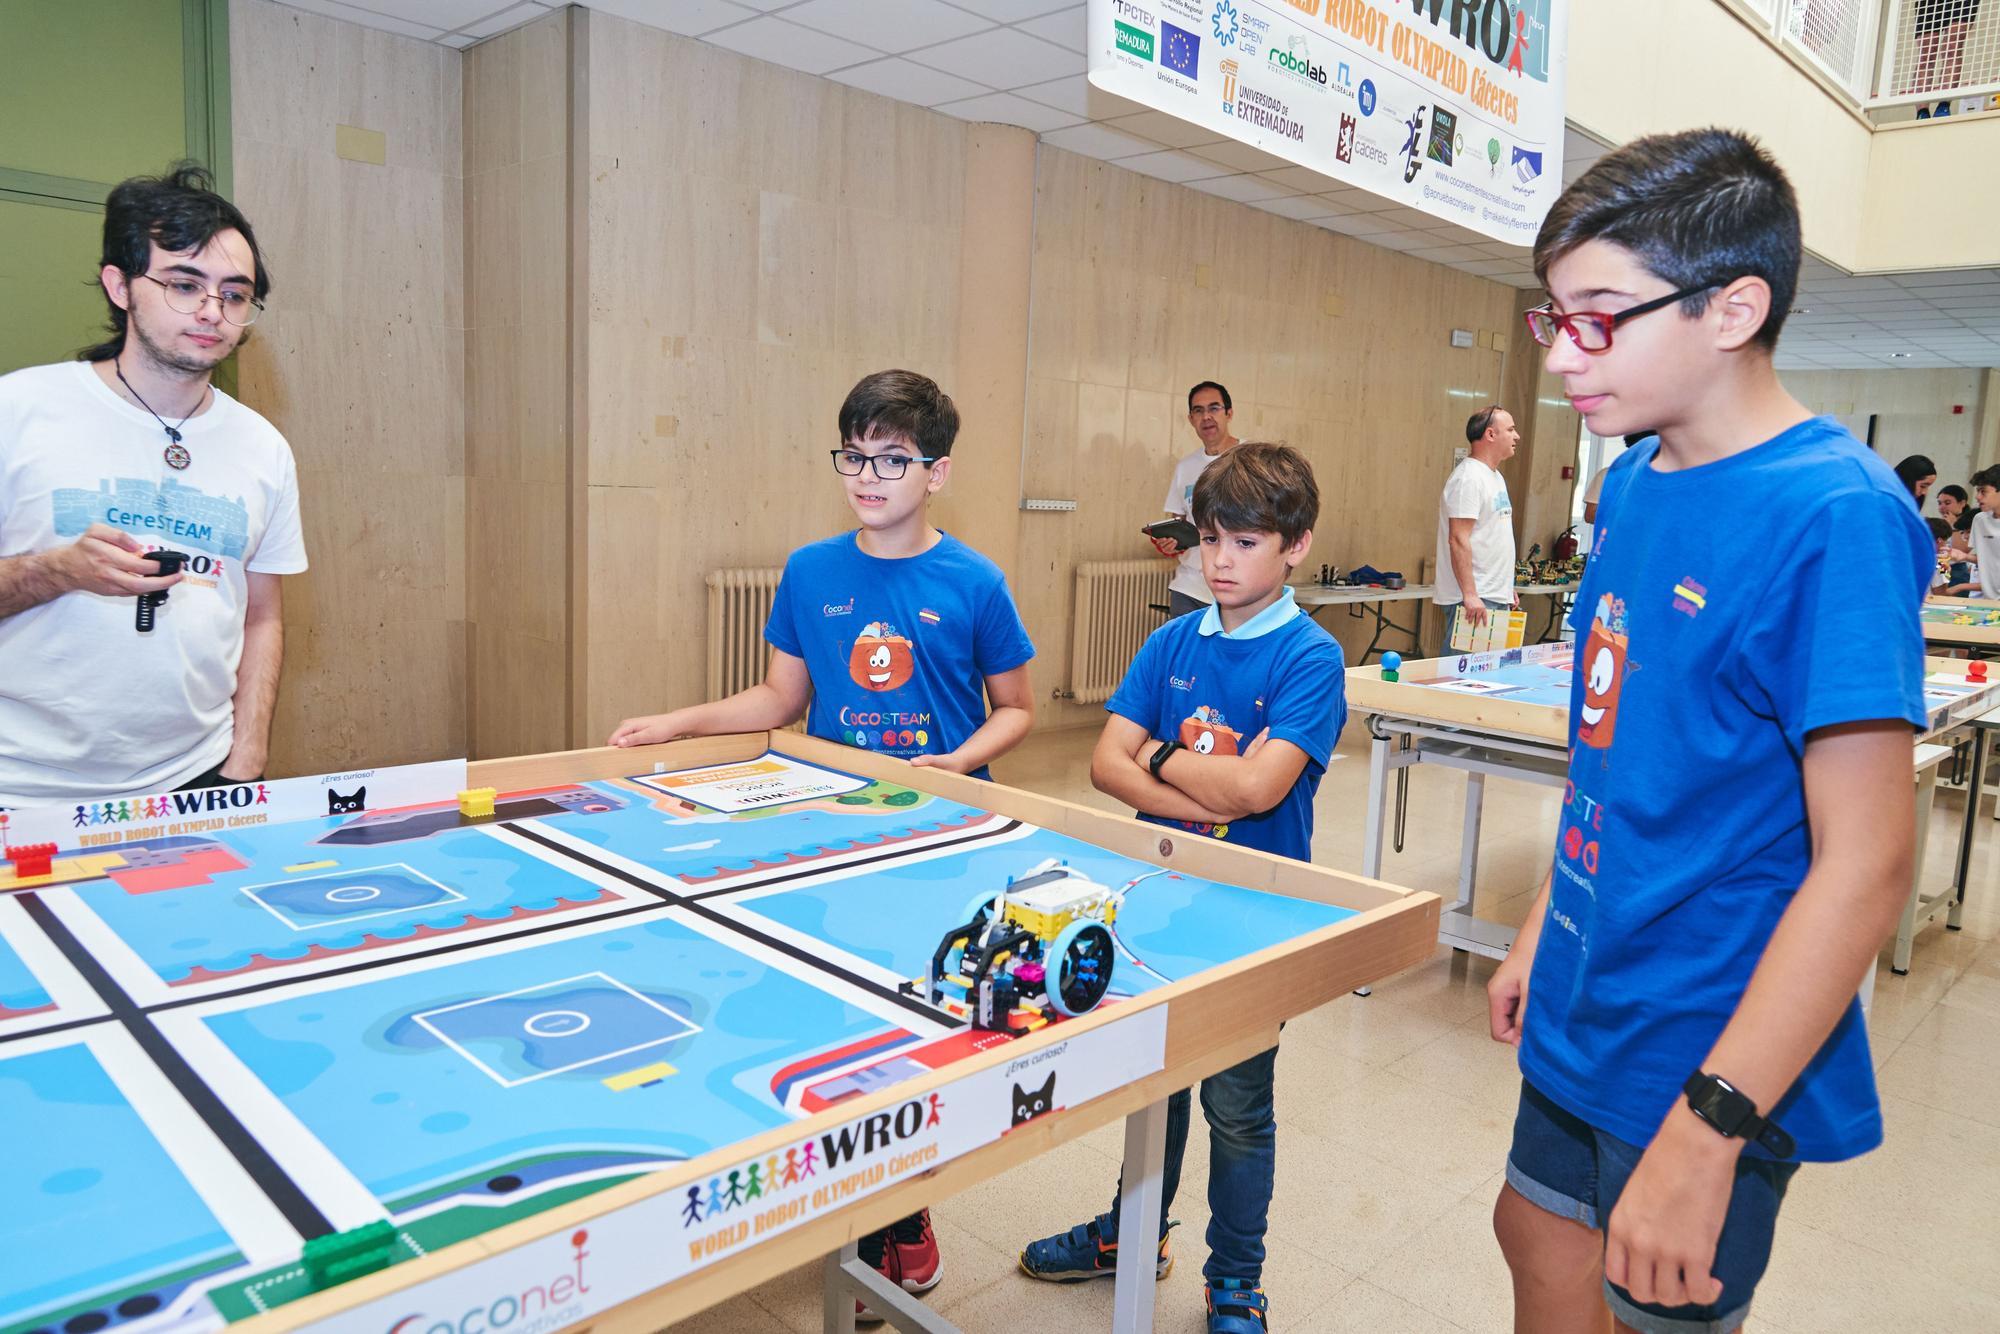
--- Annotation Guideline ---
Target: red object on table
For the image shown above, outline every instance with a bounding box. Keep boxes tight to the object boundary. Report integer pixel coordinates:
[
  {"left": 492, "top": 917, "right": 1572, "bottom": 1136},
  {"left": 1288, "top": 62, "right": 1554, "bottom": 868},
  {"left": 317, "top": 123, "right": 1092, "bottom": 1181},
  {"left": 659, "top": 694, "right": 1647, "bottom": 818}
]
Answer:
[
  {"left": 1970, "top": 662, "right": 1989, "bottom": 683},
  {"left": 6, "top": 843, "right": 57, "bottom": 879}
]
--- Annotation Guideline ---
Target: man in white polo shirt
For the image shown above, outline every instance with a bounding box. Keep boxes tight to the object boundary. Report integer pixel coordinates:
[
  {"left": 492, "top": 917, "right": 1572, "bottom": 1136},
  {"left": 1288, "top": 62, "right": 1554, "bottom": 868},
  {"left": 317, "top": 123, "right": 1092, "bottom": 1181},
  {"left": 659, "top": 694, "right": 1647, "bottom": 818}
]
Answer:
[
  {"left": 1435, "top": 404, "right": 1520, "bottom": 639},
  {"left": 0, "top": 164, "right": 307, "bottom": 805},
  {"left": 1155, "top": 380, "right": 1241, "bottom": 618}
]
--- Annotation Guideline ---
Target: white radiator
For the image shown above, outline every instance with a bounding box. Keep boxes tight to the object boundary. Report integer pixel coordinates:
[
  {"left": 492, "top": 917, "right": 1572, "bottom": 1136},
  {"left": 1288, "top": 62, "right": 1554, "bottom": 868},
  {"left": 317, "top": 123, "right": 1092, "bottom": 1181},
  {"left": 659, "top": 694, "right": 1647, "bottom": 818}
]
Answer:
[
  {"left": 705, "top": 568, "right": 784, "bottom": 700},
  {"left": 1069, "top": 560, "right": 1171, "bottom": 704}
]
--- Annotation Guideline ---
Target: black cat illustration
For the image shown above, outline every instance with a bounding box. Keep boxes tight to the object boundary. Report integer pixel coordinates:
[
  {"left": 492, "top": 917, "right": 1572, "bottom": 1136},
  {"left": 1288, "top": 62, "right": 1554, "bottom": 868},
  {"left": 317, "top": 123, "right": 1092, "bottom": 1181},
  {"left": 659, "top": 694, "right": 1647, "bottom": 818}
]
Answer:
[
  {"left": 327, "top": 786, "right": 366, "bottom": 814},
  {"left": 1011, "top": 1072, "right": 1055, "bottom": 1126}
]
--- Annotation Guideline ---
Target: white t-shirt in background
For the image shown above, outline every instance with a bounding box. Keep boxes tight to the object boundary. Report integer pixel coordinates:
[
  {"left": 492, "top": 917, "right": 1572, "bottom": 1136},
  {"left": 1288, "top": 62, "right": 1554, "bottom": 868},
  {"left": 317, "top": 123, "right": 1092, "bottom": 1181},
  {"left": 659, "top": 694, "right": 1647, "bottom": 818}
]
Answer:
[
  {"left": 1434, "top": 455, "right": 1516, "bottom": 606},
  {"left": 1972, "top": 510, "right": 2000, "bottom": 599},
  {"left": 0, "top": 361, "right": 308, "bottom": 804},
  {"left": 1163, "top": 446, "right": 1223, "bottom": 603}
]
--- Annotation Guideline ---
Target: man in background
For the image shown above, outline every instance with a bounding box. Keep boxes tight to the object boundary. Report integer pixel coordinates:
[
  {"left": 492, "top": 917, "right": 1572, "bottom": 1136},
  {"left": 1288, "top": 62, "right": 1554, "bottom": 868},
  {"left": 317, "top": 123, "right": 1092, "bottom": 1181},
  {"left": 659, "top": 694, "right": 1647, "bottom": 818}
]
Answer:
[
  {"left": 1154, "top": 380, "right": 1241, "bottom": 618},
  {"left": 1435, "top": 405, "right": 1520, "bottom": 638}
]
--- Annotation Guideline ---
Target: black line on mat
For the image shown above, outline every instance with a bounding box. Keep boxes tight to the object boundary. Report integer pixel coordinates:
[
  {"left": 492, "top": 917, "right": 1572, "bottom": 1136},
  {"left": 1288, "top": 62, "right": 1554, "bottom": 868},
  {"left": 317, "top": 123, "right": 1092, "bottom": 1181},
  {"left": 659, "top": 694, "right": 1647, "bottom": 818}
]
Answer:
[
  {"left": 19, "top": 894, "right": 334, "bottom": 1239},
  {"left": 505, "top": 824, "right": 962, "bottom": 1029}
]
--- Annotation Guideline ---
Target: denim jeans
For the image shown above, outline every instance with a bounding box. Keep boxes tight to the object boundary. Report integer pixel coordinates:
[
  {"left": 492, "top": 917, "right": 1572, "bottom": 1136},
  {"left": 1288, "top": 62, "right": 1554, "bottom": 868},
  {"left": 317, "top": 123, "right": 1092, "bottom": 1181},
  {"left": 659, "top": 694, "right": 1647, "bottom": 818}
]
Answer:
[{"left": 1098, "top": 1043, "right": 1279, "bottom": 1284}]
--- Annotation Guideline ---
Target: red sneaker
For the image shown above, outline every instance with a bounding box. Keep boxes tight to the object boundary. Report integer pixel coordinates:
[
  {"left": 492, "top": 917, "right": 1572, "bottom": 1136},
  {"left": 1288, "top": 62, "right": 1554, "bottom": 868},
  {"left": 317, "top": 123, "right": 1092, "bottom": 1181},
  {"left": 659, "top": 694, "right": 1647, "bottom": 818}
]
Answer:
[
  {"left": 854, "top": 1225, "right": 898, "bottom": 1324},
  {"left": 854, "top": 1210, "right": 943, "bottom": 1323},
  {"left": 889, "top": 1209, "right": 942, "bottom": 1294}
]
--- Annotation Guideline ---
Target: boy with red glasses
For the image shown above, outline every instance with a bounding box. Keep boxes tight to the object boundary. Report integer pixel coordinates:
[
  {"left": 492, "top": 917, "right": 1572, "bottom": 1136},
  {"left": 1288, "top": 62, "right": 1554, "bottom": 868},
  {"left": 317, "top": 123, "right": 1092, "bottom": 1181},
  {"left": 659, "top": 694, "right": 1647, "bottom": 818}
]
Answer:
[{"left": 1491, "top": 129, "right": 1931, "bottom": 1334}]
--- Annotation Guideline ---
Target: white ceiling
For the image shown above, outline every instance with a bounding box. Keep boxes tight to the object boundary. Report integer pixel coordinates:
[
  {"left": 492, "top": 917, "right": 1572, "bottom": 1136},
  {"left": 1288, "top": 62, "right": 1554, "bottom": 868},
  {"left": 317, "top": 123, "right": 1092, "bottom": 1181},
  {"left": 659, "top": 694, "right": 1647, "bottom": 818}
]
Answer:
[{"left": 272, "top": 0, "right": 2000, "bottom": 370}]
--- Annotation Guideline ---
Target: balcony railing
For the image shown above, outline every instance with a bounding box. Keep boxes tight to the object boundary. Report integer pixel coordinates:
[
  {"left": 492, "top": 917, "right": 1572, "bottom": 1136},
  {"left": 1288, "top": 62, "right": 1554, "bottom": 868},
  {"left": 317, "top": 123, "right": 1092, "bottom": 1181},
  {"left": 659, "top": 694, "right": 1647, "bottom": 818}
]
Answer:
[{"left": 1721, "top": 0, "right": 2000, "bottom": 114}]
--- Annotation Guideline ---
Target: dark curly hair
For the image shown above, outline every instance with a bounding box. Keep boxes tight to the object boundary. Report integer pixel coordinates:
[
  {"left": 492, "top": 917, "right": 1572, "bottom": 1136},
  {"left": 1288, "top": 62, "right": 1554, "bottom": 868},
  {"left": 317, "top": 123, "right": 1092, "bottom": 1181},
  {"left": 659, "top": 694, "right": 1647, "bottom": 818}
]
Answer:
[{"left": 81, "top": 160, "right": 271, "bottom": 362}]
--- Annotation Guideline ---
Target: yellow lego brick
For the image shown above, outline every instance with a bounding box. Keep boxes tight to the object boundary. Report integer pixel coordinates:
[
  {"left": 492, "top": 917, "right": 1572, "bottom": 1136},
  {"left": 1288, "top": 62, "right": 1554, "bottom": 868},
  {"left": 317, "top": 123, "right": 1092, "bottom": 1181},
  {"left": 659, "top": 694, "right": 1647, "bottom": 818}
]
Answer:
[
  {"left": 457, "top": 786, "right": 498, "bottom": 819},
  {"left": 602, "top": 1062, "right": 675, "bottom": 1091}
]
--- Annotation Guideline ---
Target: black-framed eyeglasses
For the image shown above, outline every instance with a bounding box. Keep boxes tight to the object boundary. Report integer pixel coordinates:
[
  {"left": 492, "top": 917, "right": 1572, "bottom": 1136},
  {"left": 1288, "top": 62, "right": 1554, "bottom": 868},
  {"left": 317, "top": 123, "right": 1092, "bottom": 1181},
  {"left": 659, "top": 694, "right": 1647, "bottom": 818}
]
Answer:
[
  {"left": 829, "top": 448, "right": 938, "bottom": 481},
  {"left": 141, "top": 272, "right": 265, "bottom": 327},
  {"left": 1523, "top": 283, "right": 1719, "bottom": 353}
]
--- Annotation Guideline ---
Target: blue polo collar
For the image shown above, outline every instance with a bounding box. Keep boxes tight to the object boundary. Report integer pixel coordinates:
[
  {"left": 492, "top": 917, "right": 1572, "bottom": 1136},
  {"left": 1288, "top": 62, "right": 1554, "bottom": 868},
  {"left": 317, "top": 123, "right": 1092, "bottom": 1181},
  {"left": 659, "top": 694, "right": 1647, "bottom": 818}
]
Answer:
[{"left": 1196, "top": 586, "right": 1303, "bottom": 639}]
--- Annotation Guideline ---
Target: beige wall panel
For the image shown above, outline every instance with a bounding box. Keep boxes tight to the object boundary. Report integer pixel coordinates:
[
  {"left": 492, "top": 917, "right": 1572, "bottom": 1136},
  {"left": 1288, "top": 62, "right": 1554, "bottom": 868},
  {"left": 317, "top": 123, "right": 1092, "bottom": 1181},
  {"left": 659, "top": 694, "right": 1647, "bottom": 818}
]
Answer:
[
  {"left": 269, "top": 619, "right": 467, "bottom": 769},
  {"left": 463, "top": 9, "right": 571, "bottom": 759},
  {"left": 231, "top": 0, "right": 465, "bottom": 777},
  {"left": 1783, "top": 368, "right": 1986, "bottom": 487},
  {"left": 466, "top": 477, "right": 567, "bottom": 644},
  {"left": 469, "top": 628, "right": 567, "bottom": 761},
  {"left": 578, "top": 14, "right": 973, "bottom": 731}
]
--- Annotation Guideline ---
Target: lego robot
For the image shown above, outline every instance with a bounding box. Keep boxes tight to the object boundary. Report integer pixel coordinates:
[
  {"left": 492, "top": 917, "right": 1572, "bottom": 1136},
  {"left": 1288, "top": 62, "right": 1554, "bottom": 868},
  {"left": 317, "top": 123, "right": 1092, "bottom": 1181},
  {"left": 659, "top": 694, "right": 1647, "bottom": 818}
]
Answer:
[{"left": 916, "top": 859, "right": 1122, "bottom": 1034}]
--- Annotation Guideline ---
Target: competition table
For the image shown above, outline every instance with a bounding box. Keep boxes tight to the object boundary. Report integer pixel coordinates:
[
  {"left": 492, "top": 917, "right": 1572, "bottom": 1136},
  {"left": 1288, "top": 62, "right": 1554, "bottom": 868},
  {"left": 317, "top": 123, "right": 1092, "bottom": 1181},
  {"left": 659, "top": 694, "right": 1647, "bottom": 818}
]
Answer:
[
  {"left": 1292, "top": 581, "right": 1579, "bottom": 663},
  {"left": 1921, "top": 596, "right": 2000, "bottom": 655},
  {"left": 1345, "top": 643, "right": 1999, "bottom": 969},
  {"left": 0, "top": 734, "right": 1436, "bottom": 1334}
]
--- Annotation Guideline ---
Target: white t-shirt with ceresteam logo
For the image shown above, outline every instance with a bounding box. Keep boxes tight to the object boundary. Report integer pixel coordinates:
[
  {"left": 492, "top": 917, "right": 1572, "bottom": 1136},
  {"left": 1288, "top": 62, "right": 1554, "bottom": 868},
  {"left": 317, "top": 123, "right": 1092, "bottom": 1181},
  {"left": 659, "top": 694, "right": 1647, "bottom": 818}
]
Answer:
[
  {"left": 1434, "top": 455, "right": 1516, "bottom": 606},
  {"left": 1163, "top": 447, "right": 1224, "bottom": 602},
  {"left": 0, "top": 361, "right": 308, "bottom": 804}
]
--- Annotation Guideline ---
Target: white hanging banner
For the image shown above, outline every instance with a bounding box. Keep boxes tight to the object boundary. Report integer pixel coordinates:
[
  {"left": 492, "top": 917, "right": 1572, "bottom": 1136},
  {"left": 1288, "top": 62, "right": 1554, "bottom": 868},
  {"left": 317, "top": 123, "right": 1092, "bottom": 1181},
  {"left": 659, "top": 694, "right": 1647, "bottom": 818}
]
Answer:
[{"left": 1088, "top": 0, "right": 1567, "bottom": 245}]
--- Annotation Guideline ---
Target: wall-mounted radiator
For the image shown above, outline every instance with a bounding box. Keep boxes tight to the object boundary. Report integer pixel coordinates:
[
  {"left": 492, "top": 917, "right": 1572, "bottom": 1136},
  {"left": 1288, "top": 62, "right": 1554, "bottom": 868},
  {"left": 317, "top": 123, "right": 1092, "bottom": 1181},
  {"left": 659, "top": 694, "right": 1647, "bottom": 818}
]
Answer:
[
  {"left": 705, "top": 568, "right": 785, "bottom": 700},
  {"left": 1068, "top": 560, "right": 1170, "bottom": 704}
]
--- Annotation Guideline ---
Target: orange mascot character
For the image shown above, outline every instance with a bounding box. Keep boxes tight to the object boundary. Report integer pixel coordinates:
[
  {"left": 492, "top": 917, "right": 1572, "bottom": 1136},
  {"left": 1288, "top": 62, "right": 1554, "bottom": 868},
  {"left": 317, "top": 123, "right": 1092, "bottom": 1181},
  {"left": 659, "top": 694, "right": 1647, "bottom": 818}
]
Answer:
[
  {"left": 1178, "top": 706, "right": 1241, "bottom": 756},
  {"left": 848, "top": 622, "right": 916, "bottom": 692},
  {"left": 1577, "top": 619, "right": 1627, "bottom": 749}
]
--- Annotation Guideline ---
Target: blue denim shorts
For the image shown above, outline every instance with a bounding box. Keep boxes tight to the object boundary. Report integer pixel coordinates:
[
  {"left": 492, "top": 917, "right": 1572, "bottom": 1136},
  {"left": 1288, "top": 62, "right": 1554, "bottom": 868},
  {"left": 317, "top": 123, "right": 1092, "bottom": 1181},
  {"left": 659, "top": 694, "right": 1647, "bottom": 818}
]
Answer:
[{"left": 1506, "top": 1079, "right": 1800, "bottom": 1334}]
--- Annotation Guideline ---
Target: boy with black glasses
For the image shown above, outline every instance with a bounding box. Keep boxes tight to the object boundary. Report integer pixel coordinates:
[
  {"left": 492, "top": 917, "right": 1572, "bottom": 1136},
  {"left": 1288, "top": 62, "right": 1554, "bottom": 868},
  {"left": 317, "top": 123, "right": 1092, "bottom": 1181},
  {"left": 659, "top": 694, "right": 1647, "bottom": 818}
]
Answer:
[
  {"left": 611, "top": 368, "right": 1035, "bottom": 1316},
  {"left": 1489, "top": 129, "right": 1931, "bottom": 1334}
]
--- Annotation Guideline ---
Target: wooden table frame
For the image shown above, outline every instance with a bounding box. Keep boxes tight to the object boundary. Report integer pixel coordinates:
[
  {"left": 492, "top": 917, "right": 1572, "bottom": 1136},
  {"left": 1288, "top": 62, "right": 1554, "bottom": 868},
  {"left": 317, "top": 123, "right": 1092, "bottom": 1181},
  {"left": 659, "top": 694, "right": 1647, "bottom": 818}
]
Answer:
[{"left": 224, "top": 732, "right": 1438, "bottom": 1334}]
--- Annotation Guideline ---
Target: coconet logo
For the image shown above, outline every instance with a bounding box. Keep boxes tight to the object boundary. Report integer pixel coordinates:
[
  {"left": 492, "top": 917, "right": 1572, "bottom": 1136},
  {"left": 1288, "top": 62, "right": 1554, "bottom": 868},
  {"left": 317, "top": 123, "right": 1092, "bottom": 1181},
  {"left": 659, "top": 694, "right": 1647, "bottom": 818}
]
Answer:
[{"left": 388, "top": 1230, "right": 592, "bottom": 1334}]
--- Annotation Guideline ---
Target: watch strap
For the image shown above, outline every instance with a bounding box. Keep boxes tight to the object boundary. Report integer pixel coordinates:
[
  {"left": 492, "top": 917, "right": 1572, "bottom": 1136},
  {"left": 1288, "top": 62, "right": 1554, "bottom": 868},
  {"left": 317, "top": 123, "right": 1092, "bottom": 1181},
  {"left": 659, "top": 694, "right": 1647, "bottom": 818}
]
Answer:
[
  {"left": 1149, "top": 740, "right": 1180, "bottom": 781},
  {"left": 1683, "top": 1071, "right": 1795, "bottom": 1160}
]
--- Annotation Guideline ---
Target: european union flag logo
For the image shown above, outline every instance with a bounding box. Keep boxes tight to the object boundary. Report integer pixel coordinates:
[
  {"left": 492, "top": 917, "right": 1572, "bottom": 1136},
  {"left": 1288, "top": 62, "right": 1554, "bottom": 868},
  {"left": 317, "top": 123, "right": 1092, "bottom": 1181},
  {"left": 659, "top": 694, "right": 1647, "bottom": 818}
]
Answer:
[
  {"left": 1161, "top": 21, "right": 1200, "bottom": 78},
  {"left": 1512, "top": 147, "right": 1543, "bottom": 184}
]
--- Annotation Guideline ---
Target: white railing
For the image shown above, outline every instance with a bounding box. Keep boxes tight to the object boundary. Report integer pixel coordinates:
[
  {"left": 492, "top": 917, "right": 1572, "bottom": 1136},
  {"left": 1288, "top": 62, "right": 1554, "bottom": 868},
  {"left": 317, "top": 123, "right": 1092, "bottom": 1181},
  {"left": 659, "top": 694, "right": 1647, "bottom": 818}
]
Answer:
[
  {"left": 1873, "top": 0, "right": 2000, "bottom": 108},
  {"left": 1716, "top": 0, "right": 2000, "bottom": 109}
]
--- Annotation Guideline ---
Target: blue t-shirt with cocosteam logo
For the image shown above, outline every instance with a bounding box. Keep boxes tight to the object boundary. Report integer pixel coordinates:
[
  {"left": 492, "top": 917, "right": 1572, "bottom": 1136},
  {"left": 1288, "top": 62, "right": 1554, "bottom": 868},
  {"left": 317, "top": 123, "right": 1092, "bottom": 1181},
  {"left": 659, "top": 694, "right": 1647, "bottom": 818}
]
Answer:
[
  {"left": 764, "top": 532, "right": 1034, "bottom": 781},
  {"left": 1524, "top": 417, "right": 1932, "bottom": 1161},
  {"left": 1106, "top": 589, "right": 1345, "bottom": 861}
]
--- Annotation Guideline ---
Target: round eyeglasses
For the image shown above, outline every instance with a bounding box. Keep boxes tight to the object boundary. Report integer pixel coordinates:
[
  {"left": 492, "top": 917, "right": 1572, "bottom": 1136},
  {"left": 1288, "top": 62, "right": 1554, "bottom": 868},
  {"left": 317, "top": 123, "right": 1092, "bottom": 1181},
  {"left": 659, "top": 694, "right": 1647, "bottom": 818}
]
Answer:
[
  {"left": 1523, "top": 283, "right": 1719, "bottom": 354},
  {"left": 830, "top": 449, "right": 938, "bottom": 481},
  {"left": 140, "top": 273, "right": 265, "bottom": 327}
]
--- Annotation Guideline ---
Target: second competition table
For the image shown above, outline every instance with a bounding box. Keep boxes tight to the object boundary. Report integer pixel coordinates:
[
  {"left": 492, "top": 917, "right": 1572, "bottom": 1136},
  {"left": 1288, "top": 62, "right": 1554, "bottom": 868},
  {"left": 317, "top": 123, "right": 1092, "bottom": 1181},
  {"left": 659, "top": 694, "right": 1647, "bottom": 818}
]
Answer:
[
  {"left": 1345, "top": 642, "right": 2000, "bottom": 970},
  {"left": 1293, "top": 581, "right": 1580, "bottom": 662},
  {"left": 1921, "top": 595, "right": 2000, "bottom": 655},
  {"left": 0, "top": 733, "right": 1438, "bottom": 1334}
]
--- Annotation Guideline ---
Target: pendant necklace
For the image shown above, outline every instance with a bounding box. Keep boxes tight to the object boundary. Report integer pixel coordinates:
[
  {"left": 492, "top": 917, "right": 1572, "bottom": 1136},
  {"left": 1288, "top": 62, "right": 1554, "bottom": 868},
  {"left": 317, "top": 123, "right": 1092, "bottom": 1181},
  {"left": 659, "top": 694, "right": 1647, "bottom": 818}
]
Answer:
[{"left": 115, "top": 361, "right": 207, "bottom": 471}]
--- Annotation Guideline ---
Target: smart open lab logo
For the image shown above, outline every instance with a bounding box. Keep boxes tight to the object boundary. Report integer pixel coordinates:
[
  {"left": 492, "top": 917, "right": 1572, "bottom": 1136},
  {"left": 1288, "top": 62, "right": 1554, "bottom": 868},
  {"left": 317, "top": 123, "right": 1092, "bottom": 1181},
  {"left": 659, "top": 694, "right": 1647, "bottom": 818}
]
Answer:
[{"left": 1211, "top": 0, "right": 1237, "bottom": 46}]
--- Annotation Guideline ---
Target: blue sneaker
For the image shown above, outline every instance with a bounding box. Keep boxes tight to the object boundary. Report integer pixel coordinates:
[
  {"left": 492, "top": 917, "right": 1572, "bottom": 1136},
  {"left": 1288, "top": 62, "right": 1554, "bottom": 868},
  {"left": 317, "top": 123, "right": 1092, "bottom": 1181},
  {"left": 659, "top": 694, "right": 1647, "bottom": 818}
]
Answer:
[
  {"left": 1205, "top": 1279, "right": 1268, "bottom": 1333},
  {"left": 1018, "top": 1217, "right": 1175, "bottom": 1283}
]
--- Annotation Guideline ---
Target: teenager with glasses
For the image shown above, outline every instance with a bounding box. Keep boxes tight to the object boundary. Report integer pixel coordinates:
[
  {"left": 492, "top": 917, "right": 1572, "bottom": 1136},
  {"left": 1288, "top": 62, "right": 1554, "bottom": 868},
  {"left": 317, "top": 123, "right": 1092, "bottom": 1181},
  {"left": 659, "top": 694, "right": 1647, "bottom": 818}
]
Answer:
[
  {"left": 610, "top": 369, "right": 1034, "bottom": 1319},
  {"left": 0, "top": 162, "right": 306, "bottom": 804},
  {"left": 1491, "top": 128, "right": 1932, "bottom": 1334}
]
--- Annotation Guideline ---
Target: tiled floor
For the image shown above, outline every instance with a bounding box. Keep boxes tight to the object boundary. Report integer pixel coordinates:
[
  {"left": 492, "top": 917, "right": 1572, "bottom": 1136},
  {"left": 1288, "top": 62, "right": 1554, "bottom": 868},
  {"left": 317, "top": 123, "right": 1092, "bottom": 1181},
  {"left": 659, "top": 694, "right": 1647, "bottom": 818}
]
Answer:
[{"left": 667, "top": 723, "right": 2000, "bottom": 1333}]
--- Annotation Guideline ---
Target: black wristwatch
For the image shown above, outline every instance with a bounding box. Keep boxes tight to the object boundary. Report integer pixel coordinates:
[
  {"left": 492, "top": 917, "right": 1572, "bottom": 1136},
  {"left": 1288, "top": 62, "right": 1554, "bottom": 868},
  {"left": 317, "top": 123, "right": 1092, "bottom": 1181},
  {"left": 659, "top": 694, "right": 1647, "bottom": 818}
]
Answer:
[
  {"left": 1149, "top": 740, "right": 1182, "bottom": 781},
  {"left": 1683, "top": 1071, "right": 1795, "bottom": 1159}
]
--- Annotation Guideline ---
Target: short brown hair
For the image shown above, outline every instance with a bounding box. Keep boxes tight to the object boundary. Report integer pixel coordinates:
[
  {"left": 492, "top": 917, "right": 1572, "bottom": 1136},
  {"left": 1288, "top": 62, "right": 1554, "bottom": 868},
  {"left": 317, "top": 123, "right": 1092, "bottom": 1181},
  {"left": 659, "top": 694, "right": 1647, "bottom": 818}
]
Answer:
[
  {"left": 838, "top": 370, "right": 960, "bottom": 458},
  {"left": 1191, "top": 443, "right": 1319, "bottom": 545},
  {"left": 1532, "top": 129, "right": 1799, "bottom": 353}
]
